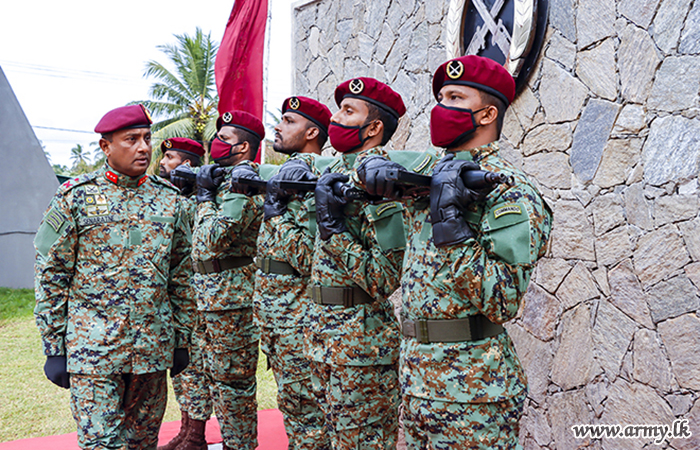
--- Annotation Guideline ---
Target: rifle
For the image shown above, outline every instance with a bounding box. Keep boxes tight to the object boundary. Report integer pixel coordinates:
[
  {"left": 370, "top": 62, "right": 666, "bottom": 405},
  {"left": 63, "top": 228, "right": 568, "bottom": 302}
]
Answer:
[
  {"left": 230, "top": 177, "right": 371, "bottom": 201},
  {"left": 384, "top": 168, "right": 513, "bottom": 191}
]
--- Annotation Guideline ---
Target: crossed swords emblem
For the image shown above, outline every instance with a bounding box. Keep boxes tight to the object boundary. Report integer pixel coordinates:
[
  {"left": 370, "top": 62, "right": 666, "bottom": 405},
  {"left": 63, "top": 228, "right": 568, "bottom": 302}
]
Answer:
[
  {"left": 289, "top": 97, "right": 300, "bottom": 110},
  {"left": 466, "top": 0, "right": 512, "bottom": 58},
  {"left": 349, "top": 79, "right": 364, "bottom": 94}
]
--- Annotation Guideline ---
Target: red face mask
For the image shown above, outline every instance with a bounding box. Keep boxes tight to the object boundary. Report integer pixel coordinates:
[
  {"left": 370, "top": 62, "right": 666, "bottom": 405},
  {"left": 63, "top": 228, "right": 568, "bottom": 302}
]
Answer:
[
  {"left": 430, "top": 103, "right": 486, "bottom": 148},
  {"left": 210, "top": 136, "right": 244, "bottom": 161},
  {"left": 328, "top": 122, "right": 369, "bottom": 153}
]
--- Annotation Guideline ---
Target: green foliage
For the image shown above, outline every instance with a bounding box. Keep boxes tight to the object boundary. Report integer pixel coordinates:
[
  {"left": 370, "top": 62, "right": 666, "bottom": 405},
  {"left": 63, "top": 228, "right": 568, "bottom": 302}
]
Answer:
[{"left": 0, "top": 287, "right": 35, "bottom": 323}]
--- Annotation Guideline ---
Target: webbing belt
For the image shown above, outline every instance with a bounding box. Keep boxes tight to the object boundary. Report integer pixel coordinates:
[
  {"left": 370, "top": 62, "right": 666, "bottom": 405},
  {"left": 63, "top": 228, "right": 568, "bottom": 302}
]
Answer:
[
  {"left": 256, "top": 258, "right": 297, "bottom": 275},
  {"left": 402, "top": 314, "right": 504, "bottom": 344},
  {"left": 310, "top": 285, "right": 374, "bottom": 308},
  {"left": 193, "top": 256, "right": 254, "bottom": 274}
]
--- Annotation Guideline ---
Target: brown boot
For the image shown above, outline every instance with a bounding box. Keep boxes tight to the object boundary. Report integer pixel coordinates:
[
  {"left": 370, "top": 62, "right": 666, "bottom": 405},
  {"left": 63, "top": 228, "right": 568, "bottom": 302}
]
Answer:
[
  {"left": 176, "top": 418, "right": 207, "bottom": 450},
  {"left": 157, "top": 411, "right": 189, "bottom": 450}
]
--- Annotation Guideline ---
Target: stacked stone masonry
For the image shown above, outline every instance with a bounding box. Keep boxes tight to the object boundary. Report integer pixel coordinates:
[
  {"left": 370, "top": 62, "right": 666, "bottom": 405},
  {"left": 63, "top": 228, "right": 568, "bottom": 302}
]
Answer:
[{"left": 293, "top": 0, "right": 700, "bottom": 448}]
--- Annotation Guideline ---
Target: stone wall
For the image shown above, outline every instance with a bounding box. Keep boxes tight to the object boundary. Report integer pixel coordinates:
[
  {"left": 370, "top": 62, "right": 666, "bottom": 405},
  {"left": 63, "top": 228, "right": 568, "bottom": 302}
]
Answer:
[{"left": 292, "top": 0, "right": 700, "bottom": 448}]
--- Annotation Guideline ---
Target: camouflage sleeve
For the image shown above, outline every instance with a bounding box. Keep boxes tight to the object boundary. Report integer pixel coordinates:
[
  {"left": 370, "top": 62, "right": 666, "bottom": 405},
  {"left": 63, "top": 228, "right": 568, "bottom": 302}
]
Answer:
[
  {"left": 194, "top": 191, "right": 262, "bottom": 253},
  {"left": 452, "top": 184, "right": 551, "bottom": 324},
  {"left": 168, "top": 196, "right": 195, "bottom": 348},
  {"left": 322, "top": 224, "right": 404, "bottom": 301},
  {"left": 33, "top": 191, "right": 77, "bottom": 356},
  {"left": 273, "top": 197, "right": 316, "bottom": 276}
]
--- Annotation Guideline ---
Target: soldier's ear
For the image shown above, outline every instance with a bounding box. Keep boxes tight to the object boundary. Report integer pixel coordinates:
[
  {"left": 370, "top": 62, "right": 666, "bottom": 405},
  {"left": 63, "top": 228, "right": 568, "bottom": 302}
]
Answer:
[
  {"left": 99, "top": 138, "right": 111, "bottom": 157},
  {"left": 477, "top": 105, "right": 499, "bottom": 127},
  {"left": 305, "top": 126, "right": 319, "bottom": 142},
  {"left": 366, "top": 119, "right": 384, "bottom": 139}
]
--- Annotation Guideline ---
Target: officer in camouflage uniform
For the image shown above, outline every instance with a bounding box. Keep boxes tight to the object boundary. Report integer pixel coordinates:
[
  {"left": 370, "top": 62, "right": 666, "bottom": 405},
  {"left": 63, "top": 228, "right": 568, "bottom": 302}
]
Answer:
[
  {"left": 34, "top": 104, "right": 195, "bottom": 450},
  {"left": 358, "top": 55, "right": 552, "bottom": 449},
  {"left": 189, "top": 110, "right": 265, "bottom": 450},
  {"left": 157, "top": 138, "right": 213, "bottom": 450},
  {"left": 309, "top": 78, "right": 411, "bottom": 449},
  {"left": 254, "top": 96, "right": 333, "bottom": 449}
]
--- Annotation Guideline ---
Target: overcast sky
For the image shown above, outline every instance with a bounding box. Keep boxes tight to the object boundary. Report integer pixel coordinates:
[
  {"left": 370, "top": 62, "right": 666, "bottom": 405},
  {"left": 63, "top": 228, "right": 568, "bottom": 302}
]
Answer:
[{"left": 0, "top": 0, "right": 296, "bottom": 167}]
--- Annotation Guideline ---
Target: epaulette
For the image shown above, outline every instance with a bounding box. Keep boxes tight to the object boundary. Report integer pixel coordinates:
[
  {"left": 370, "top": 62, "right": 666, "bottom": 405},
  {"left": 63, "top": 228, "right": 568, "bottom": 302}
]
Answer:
[
  {"left": 58, "top": 171, "right": 99, "bottom": 194},
  {"left": 150, "top": 175, "right": 180, "bottom": 193}
]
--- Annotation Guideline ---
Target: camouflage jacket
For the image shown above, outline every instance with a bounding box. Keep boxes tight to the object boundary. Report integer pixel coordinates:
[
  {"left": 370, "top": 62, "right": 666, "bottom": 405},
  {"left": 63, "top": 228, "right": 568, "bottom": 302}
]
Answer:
[
  {"left": 400, "top": 142, "right": 552, "bottom": 403},
  {"left": 307, "top": 147, "right": 418, "bottom": 367},
  {"left": 254, "top": 154, "right": 334, "bottom": 329},
  {"left": 34, "top": 165, "right": 195, "bottom": 375},
  {"left": 191, "top": 162, "right": 264, "bottom": 311}
]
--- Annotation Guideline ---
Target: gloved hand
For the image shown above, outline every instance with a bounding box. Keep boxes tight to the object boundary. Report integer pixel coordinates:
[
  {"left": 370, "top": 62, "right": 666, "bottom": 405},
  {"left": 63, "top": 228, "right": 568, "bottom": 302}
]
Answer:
[
  {"left": 356, "top": 155, "right": 405, "bottom": 199},
  {"left": 171, "top": 348, "right": 190, "bottom": 377},
  {"left": 430, "top": 154, "right": 482, "bottom": 247},
  {"left": 315, "top": 172, "right": 349, "bottom": 240},
  {"left": 44, "top": 355, "right": 70, "bottom": 389},
  {"left": 264, "top": 159, "right": 318, "bottom": 220},
  {"left": 196, "top": 164, "right": 225, "bottom": 203},
  {"left": 171, "top": 165, "right": 195, "bottom": 196},
  {"left": 229, "top": 163, "right": 262, "bottom": 196}
]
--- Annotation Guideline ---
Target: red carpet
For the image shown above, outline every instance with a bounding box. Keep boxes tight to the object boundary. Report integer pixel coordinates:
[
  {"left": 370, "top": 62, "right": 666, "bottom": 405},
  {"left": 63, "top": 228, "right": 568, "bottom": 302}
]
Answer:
[{"left": 0, "top": 409, "right": 288, "bottom": 449}]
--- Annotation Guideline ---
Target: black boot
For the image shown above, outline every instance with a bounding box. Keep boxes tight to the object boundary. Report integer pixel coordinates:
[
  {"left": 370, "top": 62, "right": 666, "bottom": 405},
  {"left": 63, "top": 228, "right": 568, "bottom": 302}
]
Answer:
[{"left": 157, "top": 410, "right": 189, "bottom": 450}]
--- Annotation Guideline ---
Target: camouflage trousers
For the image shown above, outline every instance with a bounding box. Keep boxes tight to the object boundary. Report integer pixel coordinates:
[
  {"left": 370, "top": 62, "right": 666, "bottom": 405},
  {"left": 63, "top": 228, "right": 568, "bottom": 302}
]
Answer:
[
  {"left": 261, "top": 326, "right": 330, "bottom": 450},
  {"left": 172, "top": 315, "right": 213, "bottom": 421},
  {"left": 202, "top": 308, "right": 259, "bottom": 449},
  {"left": 402, "top": 390, "right": 526, "bottom": 450},
  {"left": 70, "top": 371, "right": 167, "bottom": 450},
  {"left": 310, "top": 361, "right": 399, "bottom": 449}
]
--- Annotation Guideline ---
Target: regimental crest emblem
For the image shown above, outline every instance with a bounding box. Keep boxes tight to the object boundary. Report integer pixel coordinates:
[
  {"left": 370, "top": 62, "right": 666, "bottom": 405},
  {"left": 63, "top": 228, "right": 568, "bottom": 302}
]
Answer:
[
  {"left": 222, "top": 112, "right": 233, "bottom": 123},
  {"left": 446, "top": 60, "right": 465, "bottom": 80},
  {"left": 445, "top": 0, "right": 548, "bottom": 93},
  {"left": 289, "top": 97, "right": 300, "bottom": 110},
  {"left": 163, "top": 139, "right": 173, "bottom": 149},
  {"left": 349, "top": 79, "right": 364, "bottom": 95}
]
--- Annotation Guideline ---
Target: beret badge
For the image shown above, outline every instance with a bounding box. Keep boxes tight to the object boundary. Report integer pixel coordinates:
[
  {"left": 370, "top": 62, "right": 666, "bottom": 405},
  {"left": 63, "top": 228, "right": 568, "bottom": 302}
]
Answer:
[
  {"left": 349, "top": 79, "right": 364, "bottom": 95},
  {"left": 222, "top": 111, "right": 233, "bottom": 123},
  {"left": 289, "top": 97, "right": 300, "bottom": 110},
  {"left": 446, "top": 60, "right": 465, "bottom": 80},
  {"left": 163, "top": 140, "right": 173, "bottom": 149}
]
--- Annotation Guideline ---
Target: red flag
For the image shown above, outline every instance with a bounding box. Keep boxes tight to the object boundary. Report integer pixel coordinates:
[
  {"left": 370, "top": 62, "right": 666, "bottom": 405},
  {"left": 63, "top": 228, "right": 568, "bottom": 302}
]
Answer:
[{"left": 215, "top": 0, "right": 268, "bottom": 162}]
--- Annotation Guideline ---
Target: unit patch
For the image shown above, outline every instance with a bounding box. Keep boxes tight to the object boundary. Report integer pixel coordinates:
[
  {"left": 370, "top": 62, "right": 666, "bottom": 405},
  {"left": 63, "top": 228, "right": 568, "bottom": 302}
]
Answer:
[
  {"left": 494, "top": 204, "right": 522, "bottom": 219},
  {"left": 85, "top": 185, "right": 100, "bottom": 195}
]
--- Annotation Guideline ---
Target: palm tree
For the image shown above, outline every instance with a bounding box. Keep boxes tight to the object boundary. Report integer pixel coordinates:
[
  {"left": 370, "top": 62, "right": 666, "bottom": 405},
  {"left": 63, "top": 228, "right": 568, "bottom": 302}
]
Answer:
[
  {"left": 70, "top": 144, "right": 91, "bottom": 174},
  {"left": 134, "top": 27, "right": 219, "bottom": 159},
  {"left": 90, "top": 141, "right": 105, "bottom": 170}
]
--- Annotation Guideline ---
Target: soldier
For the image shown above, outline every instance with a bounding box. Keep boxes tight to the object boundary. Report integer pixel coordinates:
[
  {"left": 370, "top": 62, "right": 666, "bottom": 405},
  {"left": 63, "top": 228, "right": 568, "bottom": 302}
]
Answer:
[
  {"left": 254, "top": 96, "right": 332, "bottom": 449},
  {"left": 189, "top": 110, "right": 265, "bottom": 450},
  {"left": 309, "top": 78, "right": 409, "bottom": 448},
  {"left": 157, "top": 138, "right": 213, "bottom": 450},
  {"left": 357, "top": 55, "right": 552, "bottom": 448},
  {"left": 34, "top": 104, "right": 195, "bottom": 449}
]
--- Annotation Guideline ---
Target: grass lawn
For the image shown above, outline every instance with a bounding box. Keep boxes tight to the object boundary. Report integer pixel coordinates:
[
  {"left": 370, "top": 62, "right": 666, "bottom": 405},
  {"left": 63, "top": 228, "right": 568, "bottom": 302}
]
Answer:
[{"left": 0, "top": 289, "right": 278, "bottom": 443}]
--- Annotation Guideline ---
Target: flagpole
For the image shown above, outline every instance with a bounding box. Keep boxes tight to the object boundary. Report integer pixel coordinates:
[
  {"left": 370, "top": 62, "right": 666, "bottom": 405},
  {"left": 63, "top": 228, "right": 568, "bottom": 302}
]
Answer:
[{"left": 262, "top": 0, "right": 272, "bottom": 165}]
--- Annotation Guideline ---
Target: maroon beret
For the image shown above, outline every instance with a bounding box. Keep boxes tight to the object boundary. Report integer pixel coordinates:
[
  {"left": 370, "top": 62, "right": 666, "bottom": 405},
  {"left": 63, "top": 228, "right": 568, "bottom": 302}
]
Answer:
[
  {"left": 94, "top": 104, "right": 153, "bottom": 134},
  {"left": 334, "top": 77, "right": 406, "bottom": 119},
  {"left": 433, "top": 55, "right": 515, "bottom": 106},
  {"left": 282, "top": 96, "right": 332, "bottom": 133},
  {"left": 161, "top": 137, "right": 205, "bottom": 158},
  {"left": 216, "top": 110, "right": 266, "bottom": 140}
]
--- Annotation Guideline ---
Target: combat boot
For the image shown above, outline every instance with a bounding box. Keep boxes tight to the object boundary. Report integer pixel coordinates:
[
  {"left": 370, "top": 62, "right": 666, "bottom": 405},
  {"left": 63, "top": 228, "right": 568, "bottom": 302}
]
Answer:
[
  {"left": 158, "top": 411, "right": 189, "bottom": 450},
  {"left": 176, "top": 418, "right": 207, "bottom": 450}
]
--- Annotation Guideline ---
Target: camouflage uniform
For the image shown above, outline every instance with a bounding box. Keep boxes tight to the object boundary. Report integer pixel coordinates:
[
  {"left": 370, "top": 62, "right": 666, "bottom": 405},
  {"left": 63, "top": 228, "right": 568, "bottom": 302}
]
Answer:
[
  {"left": 191, "top": 163, "right": 264, "bottom": 449},
  {"left": 34, "top": 165, "right": 195, "bottom": 449},
  {"left": 399, "top": 142, "right": 552, "bottom": 449},
  {"left": 308, "top": 148, "right": 417, "bottom": 449},
  {"left": 171, "top": 194, "right": 213, "bottom": 422},
  {"left": 254, "top": 154, "right": 333, "bottom": 449}
]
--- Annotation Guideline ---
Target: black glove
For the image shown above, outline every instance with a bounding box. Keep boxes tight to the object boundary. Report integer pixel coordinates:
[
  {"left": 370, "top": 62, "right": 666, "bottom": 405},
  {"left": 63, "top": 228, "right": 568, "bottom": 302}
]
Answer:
[
  {"left": 430, "top": 154, "right": 482, "bottom": 247},
  {"left": 171, "top": 165, "right": 195, "bottom": 196},
  {"left": 229, "top": 163, "right": 262, "bottom": 196},
  {"left": 44, "top": 355, "right": 70, "bottom": 389},
  {"left": 171, "top": 348, "right": 190, "bottom": 377},
  {"left": 315, "top": 172, "right": 349, "bottom": 240},
  {"left": 264, "top": 159, "right": 318, "bottom": 220},
  {"left": 196, "top": 164, "right": 225, "bottom": 203},
  {"left": 356, "top": 155, "right": 405, "bottom": 199}
]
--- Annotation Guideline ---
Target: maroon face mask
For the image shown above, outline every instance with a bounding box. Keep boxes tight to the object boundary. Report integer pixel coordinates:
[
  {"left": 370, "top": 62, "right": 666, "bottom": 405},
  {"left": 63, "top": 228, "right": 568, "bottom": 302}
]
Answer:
[
  {"left": 430, "top": 103, "right": 486, "bottom": 148},
  {"left": 328, "top": 122, "right": 369, "bottom": 153},
  {"left": 210, "top": 136, "right": 244, "bottom": 161}
]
